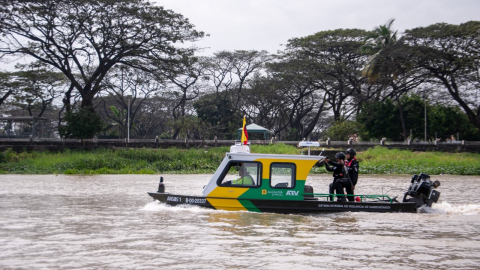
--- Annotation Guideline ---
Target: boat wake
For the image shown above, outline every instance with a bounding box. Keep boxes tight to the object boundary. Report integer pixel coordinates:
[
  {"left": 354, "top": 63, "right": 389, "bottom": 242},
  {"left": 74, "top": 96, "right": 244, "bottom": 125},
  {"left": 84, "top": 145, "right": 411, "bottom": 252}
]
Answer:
[
  {"left": 141, "top": 200, "right": 215, "bottom": 213},
  {"left": 420, "top": 201, "right": 480, "bottom": 215}
]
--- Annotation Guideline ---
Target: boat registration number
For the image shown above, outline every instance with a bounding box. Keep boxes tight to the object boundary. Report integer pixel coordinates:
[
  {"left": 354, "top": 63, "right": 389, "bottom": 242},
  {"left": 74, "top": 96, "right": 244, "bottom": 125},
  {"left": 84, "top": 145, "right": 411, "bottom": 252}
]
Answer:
[
  {"left": 185, "top": 197, "right": 207, "bottom": 204},
  {"left": 167, "top": 196, "right": 207, "bottom": 204}
]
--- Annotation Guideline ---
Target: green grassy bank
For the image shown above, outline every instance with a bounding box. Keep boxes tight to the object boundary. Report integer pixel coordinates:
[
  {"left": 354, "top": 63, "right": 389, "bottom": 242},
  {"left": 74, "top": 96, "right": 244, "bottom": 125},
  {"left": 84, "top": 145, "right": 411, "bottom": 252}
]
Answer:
[{"left": 1, "top": 144, "right": 479, "bottom": 175}]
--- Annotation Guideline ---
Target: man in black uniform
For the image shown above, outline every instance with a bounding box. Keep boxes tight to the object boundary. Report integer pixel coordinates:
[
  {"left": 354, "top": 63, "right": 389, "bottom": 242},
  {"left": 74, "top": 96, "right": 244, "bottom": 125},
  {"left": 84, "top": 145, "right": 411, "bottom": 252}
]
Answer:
[
  {"left": 323, "top": 152, "right": 346, "bottom": 201},
  {"left": 334, "top": 148, "right": 359, "bottom": 202}
]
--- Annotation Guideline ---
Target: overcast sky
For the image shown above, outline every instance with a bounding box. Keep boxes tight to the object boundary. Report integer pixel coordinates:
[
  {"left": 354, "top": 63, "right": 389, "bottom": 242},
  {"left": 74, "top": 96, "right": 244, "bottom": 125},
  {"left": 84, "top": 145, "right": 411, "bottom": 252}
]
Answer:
[
  {"left": 3, "top": 0, "right": 479, "bottom": 69},
  {"left": 157, "top": 0, "right": 480, "bottom": 55}
]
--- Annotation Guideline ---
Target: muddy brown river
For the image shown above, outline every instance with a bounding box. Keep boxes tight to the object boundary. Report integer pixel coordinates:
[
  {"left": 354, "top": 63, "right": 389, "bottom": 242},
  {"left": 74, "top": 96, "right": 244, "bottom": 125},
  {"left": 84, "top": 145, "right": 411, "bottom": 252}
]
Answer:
[{"left": 0, "top": 174, "right": 479, "bottom": 269}]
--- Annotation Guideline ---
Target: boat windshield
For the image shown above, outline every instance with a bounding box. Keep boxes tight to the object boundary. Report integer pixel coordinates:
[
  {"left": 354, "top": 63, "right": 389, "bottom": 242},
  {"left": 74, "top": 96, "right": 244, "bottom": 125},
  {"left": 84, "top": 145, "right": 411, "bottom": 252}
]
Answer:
[{"left": 218, "top": 161, "right": 261, "bottom": 187}]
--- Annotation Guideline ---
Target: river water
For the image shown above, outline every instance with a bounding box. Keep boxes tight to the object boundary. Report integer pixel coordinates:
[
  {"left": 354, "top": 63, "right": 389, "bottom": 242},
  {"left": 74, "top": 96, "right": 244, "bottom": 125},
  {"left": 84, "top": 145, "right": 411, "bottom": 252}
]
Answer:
[{"left": 1, "top": 174, "right": 480, "bottom": 270}]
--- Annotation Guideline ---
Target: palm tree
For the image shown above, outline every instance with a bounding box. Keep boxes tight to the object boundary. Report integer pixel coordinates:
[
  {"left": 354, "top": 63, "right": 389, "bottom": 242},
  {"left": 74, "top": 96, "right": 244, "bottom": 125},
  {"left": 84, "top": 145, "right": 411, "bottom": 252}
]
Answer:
[
  {"left": 361, "top": 19, "right": 398, "bottom": 83},
  {"left": 361, "top": 19, "right": 413, "bottom": 141}
]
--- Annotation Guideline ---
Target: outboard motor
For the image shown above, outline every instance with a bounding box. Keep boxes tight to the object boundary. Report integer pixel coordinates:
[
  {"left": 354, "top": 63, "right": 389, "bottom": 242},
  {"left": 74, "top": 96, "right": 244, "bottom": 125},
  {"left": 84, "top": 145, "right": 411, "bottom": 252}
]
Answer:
[{"left": 403, "top": 173, "right": 441, "bottom": 209}]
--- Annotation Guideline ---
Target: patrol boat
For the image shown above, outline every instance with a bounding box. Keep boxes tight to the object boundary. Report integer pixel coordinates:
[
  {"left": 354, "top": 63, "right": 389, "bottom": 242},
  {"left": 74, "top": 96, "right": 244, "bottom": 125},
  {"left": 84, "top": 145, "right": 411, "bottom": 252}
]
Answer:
[{"left": 147, "top": 142, "right": 441, "bottom": 213}]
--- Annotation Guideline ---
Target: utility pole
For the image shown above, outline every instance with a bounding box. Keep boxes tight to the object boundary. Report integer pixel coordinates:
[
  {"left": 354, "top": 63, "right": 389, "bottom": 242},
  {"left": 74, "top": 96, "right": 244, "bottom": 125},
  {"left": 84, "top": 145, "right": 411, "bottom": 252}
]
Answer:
[
  {"left": 128, "top": 98, "right": 130, "bottom": 143},
  {"left": 424, "top": 87, "right": 427, "bottom": 142}
]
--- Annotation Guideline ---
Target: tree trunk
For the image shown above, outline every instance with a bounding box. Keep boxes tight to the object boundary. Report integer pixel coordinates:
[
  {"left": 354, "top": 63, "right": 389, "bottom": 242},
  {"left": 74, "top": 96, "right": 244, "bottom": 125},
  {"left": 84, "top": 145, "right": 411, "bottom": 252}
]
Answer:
[
  {"left": 396, "top": 96, "right": 409, "bottom": 141},
  {"left": 80, "top": 94, "right": 95, "bottom": 109},
  {"left": 63, "top": 83, "right": 75, "bottom": 113}
]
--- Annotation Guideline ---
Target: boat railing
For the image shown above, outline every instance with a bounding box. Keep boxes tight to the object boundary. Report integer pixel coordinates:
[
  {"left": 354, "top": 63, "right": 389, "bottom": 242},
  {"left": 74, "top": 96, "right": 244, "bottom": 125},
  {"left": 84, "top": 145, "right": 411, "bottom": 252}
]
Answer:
[{"left": 305, "top": 193, "right": 394, "bottom": 203}]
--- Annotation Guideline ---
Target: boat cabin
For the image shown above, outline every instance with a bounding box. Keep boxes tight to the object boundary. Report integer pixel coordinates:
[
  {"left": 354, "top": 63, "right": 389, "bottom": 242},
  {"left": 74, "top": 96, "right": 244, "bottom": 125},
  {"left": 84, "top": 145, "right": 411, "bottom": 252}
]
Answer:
[{"left": 201, "top": 143, "right": 323, "bottom": 210}]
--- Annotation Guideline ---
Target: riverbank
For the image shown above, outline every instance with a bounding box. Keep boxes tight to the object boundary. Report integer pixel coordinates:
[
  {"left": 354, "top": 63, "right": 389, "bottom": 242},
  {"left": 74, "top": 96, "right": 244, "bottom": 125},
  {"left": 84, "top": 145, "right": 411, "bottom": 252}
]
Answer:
[{"left": 1, "top": 144, "right": 479, "bottom": 175}]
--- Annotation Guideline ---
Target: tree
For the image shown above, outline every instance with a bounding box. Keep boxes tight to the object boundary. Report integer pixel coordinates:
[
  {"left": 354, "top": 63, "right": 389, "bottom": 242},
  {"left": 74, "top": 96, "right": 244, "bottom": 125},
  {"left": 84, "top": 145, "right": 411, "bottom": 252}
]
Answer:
[
  {"left": 165, "top": 56, "right": 209, "bottom": 139},
  {"left": 198, "top": 50, "right": 272, "bottom": 138},
  {"left": 403, "top": 21, "right": 480, "bottom": 131},
  {"left": 104, "top": 105, "right": 125, "bottom": 138},
  {"left": 171, "top": 115, "right": 211, "bottom": 141},
  {"left": 131, "top": 94, "right": 172, "bottom": 138},
  {"left": 58, "top": 107, "right": 103, "bottom": 139},
  {"left": 358, "top": 94, "right": 480, "bottom": 141},
  {"left": 428, "top": 104, "right": 480, "bottom": 141},
  {"left": 0, "top": 0, "right": 204, "bottom": 110},
  {"left": 0, "top": 71, "right": 19, "bottom": 108},
  {"left": 357, "top": 98, "right": 401, "bottom": 140},
  {"left": 362, "top": 19, "right": 426, "bottom": 140},
  {"left": 239, "top": 73, "right": 286, "bottom": 133},
  {"left": 284, "top": 29, "right": 369, "bottom": 121},
  {"left": 267, "top": 55, "right": 328, "bottom": 140},
  {"left": 362, "top": 19, "right": 398, "bottom": 82},
  {"left": 193, "top": 92, "right": 240, "bottom": 139},
  {"left": 99, "top": 65, "right": 165, "bottom": 138},
  {"left": 325, "top": 120, "right": 362, "bottom": 141},
  {"left": 265, "top": 29, "right": 368, "bottom": 140},
  {"left": 12, "top": 62, "right": 67, "bottom": 117}
]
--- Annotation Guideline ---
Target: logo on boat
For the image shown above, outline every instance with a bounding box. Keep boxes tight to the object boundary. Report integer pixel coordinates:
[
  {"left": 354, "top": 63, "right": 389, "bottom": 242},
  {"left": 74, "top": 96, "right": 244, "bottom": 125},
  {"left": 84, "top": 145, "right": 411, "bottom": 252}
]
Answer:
[
  {"left": 286, "top": 190, "right": 299, "bottom": 196},
  {"left": 267, "top": 190, "right": 283, "bottom": 196}
]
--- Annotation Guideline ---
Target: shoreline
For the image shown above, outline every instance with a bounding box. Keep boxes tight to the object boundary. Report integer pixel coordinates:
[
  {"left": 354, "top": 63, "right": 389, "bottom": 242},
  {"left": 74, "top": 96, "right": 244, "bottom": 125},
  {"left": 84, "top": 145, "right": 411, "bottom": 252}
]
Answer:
[{"left": 1, "top": 145, "right": 480, "bottom": 175}]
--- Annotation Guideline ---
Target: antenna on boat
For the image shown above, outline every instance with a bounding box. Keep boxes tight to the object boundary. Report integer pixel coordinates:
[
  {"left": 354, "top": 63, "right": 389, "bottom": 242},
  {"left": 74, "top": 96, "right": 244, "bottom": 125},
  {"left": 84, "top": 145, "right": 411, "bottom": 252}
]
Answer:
[{"left": 298, "top": 141, "right": 320, "bottom": 155}]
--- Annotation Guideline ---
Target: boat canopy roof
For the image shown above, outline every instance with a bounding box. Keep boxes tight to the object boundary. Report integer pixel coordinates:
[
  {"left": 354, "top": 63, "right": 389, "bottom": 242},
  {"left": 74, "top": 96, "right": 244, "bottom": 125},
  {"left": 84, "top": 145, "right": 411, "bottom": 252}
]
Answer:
[{"left": 226, "top": 151, "right": 324, "bottom": 161}]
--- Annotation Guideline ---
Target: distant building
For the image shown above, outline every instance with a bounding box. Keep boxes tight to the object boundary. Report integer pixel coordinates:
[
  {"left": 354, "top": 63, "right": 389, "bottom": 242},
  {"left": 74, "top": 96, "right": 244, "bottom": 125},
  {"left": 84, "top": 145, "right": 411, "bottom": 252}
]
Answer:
[
  {"left": 237, "top": 123, "right": 274, "bottom": 141},
  {"left": 0, "top": 117, "right": 50, "bottom": 138}
]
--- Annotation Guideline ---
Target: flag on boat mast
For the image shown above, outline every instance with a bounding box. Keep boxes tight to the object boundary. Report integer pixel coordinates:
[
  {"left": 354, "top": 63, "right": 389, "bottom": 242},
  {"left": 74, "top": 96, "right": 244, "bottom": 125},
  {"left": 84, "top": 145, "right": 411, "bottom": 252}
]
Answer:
[{"left": 241, "top": 115, "right": 248, "bottom": 145}]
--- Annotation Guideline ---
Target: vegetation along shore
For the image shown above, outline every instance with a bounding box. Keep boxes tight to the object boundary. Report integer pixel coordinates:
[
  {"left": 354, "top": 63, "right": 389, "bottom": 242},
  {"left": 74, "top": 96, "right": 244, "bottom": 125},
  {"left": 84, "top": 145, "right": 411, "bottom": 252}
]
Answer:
[{"left": 1, "top": 144, "right": 479, "bottom": 175}]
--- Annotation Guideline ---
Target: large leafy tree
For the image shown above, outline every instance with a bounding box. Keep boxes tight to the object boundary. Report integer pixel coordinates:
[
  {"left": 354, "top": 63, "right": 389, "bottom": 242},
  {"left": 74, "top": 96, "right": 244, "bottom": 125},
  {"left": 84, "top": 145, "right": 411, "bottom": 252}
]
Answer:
[
  {"left": 0, "top": 0, "right": 204, "bottom": 110},
  {"left": 193, "top": 92, "right": 240, "bottom": 139},
  {"left": 267, "top": 54, "right": 328, "bottom": 140},
  {"left": 12, "top": 62, "right": 67, "bottom": 117},
  {"left": 358, "top": 94, "right": 480, "bottom": 141},
  {"left": 283, "top": 29, "right": 369, "bottom": 121},
  {"left": 239, "top": 73, "right": 286, "bottom": 133},
  {"left": 357, "top": 98, "right": 401, "bottom": 140},
  {"left": 403, "top": 21, "right": 480, "bottom": 131},
  {"left": 429, "top": 105, "right": 480, "bottom": 141},
  {"left": 198, "top": 50, "right": 272, "bottom": 138},
  {"left": 265, "top": 29, "right": 368, "bottom": 140}
]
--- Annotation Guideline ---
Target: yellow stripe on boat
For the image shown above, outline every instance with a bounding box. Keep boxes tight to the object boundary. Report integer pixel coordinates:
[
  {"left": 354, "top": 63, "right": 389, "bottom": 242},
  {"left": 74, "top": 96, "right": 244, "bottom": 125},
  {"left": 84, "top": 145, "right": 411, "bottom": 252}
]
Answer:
[
  {"left": 207, "top": 198, "right": 247, "bottom": 211},
  {"left": 208, "top": 187, "right": 249, "bottom": 198}
]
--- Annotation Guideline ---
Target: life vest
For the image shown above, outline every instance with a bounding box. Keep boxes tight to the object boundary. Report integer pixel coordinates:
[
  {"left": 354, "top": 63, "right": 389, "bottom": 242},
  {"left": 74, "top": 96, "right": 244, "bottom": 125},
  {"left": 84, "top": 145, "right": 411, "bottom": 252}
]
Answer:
[
  {"left": 233, "top": 176, "right": 253, "bottom": 185},
  {"left": 346, "top": 157, "right": 357, "bottom": 167}
]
